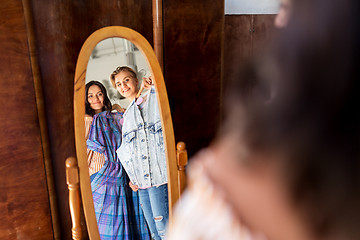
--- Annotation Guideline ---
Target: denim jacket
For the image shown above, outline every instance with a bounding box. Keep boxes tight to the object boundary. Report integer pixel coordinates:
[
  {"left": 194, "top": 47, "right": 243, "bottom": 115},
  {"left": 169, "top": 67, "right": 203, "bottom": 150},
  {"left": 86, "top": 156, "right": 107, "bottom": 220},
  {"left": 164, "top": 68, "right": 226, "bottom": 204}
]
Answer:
[{"left": 116, "top": 86, "right": 167, "bottom": 188}]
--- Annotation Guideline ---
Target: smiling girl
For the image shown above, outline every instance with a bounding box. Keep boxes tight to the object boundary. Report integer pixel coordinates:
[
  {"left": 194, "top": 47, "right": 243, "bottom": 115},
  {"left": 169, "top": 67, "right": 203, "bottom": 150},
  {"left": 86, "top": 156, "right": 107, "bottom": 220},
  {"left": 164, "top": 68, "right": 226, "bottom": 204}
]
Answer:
[
  {"left": 85, "top": 80, "right": 150, "bottom": 240},
  {"left": 110, "top": 66, "right": 169, "bottom": 240},
  {"left": 85, "top": 81, "right": 112, "bottom": 177}
]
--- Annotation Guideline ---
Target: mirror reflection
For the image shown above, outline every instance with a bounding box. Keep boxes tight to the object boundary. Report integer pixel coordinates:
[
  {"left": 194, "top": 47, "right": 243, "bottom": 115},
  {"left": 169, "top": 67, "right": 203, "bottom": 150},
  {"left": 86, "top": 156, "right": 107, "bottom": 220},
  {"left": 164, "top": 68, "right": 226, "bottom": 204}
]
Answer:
[{"left": 84, "top": 37, "right": 169, "bottom": 240}]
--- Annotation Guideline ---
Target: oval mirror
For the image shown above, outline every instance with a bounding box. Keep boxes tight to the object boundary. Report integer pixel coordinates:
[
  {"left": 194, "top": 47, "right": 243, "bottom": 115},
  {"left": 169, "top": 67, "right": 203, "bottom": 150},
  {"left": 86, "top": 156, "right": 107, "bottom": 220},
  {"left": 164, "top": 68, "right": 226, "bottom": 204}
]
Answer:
[{"left": 73, "top": 26, "right": 179, "bottom": 240}]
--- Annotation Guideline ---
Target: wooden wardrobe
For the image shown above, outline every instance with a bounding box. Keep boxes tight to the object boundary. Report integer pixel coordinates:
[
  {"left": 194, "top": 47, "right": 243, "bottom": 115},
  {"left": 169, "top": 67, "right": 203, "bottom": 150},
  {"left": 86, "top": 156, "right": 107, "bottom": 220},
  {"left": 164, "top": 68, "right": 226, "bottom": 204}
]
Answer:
[{"left": 0, "top": 0, "right": 224, "bottom": 239}]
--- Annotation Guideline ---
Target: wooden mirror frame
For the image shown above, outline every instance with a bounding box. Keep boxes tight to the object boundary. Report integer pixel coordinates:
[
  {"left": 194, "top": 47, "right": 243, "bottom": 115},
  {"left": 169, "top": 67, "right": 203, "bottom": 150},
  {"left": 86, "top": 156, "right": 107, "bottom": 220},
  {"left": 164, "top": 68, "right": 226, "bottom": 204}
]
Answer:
[{"left": 73, "top": 26, "right": 179, "bottom": 239}]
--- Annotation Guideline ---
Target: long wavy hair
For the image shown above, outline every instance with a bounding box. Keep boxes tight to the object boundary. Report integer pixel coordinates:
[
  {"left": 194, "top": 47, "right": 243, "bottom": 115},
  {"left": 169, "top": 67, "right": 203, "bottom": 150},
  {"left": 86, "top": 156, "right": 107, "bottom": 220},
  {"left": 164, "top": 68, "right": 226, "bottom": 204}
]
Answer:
[{"left": 85, "top": 80, "right": 112, "bottom": 116}]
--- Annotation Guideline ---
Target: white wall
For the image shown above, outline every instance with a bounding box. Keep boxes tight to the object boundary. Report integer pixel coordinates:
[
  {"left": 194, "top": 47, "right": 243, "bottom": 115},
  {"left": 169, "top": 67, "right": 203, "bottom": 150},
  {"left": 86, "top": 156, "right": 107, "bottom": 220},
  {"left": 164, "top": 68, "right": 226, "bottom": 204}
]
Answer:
[
  {"left": 225, "top": 0, "right": 280, "bottom": 14},
  {"left": 86, "top": 38, "right": 150, "bottom": 108}
]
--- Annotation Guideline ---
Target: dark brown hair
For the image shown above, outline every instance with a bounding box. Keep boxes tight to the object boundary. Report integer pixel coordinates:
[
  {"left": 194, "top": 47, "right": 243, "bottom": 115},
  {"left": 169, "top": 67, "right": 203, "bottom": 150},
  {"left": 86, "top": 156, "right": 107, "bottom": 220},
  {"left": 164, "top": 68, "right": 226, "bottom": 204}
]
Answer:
[{"left": 85, "top": 81, "right": 112, "bottom": 116}]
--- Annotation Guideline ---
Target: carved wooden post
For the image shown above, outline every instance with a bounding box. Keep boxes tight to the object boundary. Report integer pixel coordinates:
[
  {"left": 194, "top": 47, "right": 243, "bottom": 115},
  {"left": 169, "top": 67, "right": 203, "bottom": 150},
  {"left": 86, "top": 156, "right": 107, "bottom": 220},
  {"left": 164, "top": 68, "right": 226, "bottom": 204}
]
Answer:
[
  {"left": 176, "top": 142, "right": 188, "bottom": 196},
  {"left": 66, "top": 157, "right": 82, "bottom": 240}
]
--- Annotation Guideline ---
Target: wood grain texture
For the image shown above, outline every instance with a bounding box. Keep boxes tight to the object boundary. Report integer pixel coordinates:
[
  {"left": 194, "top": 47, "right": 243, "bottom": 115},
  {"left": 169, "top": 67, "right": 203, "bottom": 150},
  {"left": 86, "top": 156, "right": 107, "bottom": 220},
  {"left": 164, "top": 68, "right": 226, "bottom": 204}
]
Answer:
[
  {"left": 28, "top": 1, "right": 153, "bottom": 238},
  {"left": 252, "top": 15, "right": 277, "bottom": 55},
  {"left": 153, "top": 0, "right": 164, "bottom": 70},
  {"left": 176, "top": 142, "right": 188, "bottom": 195},
  {"left": 223, "top": 14, "right": 276, "bottom": 92},
  {"left": 224, "top": 15, "right": 252, "bottom": 90},
  {"left": 22, "top": 0, "right": 61, "bottom": 238},
  {"left": 0, "top": 0, "right": 54, "bottom": 239},
  {"left": 66, "top": 157, "right": 82, "bottom": 240},
  {"left": 163, "top": 0, "right": 224, "bottom": 157}
]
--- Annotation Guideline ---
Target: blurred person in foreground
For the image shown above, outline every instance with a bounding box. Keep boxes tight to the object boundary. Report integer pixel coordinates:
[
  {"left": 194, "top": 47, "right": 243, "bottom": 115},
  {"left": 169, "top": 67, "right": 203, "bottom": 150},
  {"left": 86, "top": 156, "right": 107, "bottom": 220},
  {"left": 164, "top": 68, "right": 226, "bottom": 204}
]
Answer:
[
  {"left": 167, "top": 0, "right": 360, "bottom": 239},
  {"left": 274, "top": 0, "right": 292, "bottom": 28}
]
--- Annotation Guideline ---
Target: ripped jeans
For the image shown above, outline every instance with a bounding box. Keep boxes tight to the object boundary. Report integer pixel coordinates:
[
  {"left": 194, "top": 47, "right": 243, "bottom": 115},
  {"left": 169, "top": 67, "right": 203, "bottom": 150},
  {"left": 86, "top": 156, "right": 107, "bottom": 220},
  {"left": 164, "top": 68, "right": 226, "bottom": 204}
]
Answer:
[{"left": 138, "top": 184, "right": 169, "bottom": 240}]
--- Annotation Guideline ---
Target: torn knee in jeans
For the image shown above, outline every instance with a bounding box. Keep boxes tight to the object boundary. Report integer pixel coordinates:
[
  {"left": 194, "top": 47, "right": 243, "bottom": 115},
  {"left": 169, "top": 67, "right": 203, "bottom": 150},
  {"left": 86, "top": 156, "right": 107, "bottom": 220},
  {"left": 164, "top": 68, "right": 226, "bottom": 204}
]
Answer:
[{"left": 154, "top": 215, "right": 163, "bottom": 222}]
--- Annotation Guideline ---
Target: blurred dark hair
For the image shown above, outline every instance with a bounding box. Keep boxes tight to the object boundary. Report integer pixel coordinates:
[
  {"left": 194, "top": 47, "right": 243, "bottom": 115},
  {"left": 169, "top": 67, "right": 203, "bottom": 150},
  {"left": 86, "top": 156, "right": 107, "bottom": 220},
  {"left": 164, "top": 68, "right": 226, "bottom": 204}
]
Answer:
[
  {"left": 224, "top": 0, "right": 360, "bottom": 238},
  {"left": 85, "top": 81, "right": 112, "bottom": 116}
]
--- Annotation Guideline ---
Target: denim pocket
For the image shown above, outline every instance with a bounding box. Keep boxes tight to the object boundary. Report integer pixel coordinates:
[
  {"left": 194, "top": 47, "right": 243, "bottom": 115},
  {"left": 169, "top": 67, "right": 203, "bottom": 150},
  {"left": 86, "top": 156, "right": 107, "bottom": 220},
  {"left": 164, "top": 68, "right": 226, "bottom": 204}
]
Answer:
[
  {"left": 150, "top": 122, "right": 164, "bottom": 147},
  {"left": 123, "top": 131, "right": 136, "bottom": 143},
  {"left": 122, "top": 130, "right": 137, "bottom": 159}
]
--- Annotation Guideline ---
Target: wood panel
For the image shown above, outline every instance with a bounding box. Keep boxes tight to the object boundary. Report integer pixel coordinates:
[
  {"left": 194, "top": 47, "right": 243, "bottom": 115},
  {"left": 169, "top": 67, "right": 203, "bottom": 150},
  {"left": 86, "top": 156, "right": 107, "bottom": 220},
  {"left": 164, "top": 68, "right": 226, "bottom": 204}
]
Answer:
[
  {"left": 252, "top": 15, "right": 277, "bottom": 55},
  {"left": 0, "top": 0, "right": 54, "bottom": 239},
  {"left": 163, "top": 0, "right": 224, "bottom": 157},
  {"left": 29, "top": 1, "right": 153, "bottom": 238},
  {"left": 224, "top": 15, "right": 253, "bottom": 90},
  {"left": 223, "top": 14, "right": 276, "bottom": 91}
]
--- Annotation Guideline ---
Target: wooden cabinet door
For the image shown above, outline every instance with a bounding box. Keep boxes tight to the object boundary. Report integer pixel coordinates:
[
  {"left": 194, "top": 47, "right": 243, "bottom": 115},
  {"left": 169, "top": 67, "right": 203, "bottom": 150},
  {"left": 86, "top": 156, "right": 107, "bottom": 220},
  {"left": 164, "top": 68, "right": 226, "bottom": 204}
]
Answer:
[{"left": 0, "top": 1, "right": 54, "bottom": 239}]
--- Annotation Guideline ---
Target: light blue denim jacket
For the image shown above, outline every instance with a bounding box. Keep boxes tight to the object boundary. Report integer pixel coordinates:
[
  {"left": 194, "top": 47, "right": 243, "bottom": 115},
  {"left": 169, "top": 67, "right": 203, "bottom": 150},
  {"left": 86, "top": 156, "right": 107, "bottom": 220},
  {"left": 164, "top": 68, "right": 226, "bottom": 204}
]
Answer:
[{"left": 116, "top": 86, "right": 167, "bottom": 188}]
